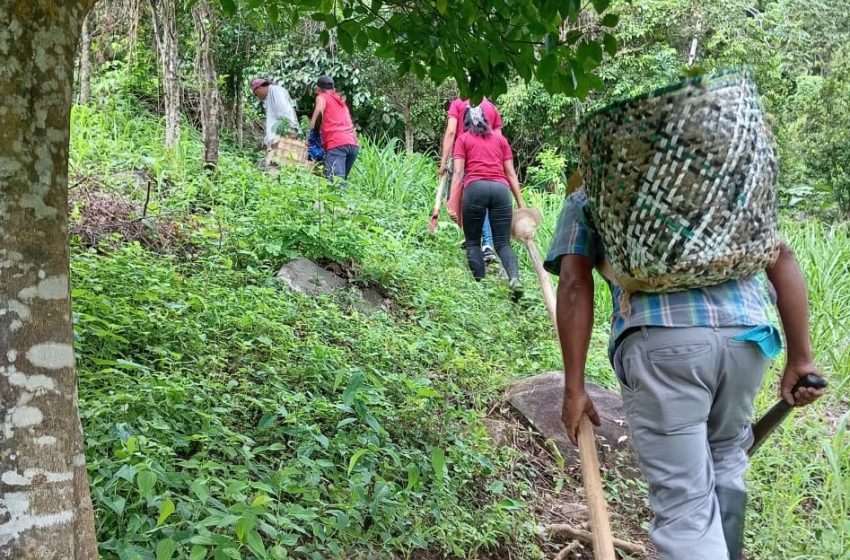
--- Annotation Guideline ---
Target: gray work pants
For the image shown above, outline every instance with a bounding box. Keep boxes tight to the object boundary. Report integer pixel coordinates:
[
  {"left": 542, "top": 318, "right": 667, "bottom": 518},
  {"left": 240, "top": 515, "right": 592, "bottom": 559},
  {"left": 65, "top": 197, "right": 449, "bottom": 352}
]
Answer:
[{"left": 613, "top": 326, "right": 767, "bottom": 560}]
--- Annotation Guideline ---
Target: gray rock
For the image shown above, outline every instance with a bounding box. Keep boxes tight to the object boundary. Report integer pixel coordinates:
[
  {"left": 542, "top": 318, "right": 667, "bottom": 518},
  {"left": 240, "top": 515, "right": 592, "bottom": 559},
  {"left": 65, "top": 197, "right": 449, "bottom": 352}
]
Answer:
[
  {"left": 507, "top": 372, "right": 632, "bottom": 461},
  {"left": 276, "top": 257, "right": 348, "bottom": 295},
  {"left": 276, "top": 258, "right": 384, "bottom": 312}
]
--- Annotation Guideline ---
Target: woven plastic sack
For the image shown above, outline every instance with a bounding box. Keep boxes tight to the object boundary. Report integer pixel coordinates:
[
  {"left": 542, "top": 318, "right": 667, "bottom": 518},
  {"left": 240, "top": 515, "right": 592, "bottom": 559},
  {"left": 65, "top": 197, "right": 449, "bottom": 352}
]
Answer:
[
  {"left": 578, "top": 68, "right": 780, "bottom": 293},
  {"left": 265, "top": 137, "right": 308, "bottom": 167}
]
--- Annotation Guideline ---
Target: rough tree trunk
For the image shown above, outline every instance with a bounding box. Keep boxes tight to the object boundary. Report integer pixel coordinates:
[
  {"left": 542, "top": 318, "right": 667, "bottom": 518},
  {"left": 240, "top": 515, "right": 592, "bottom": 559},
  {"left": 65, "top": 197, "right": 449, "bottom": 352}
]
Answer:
[
  {"left": 192, "top": 0, "right": 222, "bottom": 169},
  {"left": 78, "top": 14, "right": 92, "bottom": 104},
  {"left": 0, "top": 2, "right": 99, "bottom": 558},
  {"left": 150, "top": 0, "right": 181, "bottom": 147},
  {"left": 403, "top": 103, "right": 414, "bottom": 153},
  {"left": 126, "top": 0, "right": 142, "bottom": 64},
  {"left": 235, "top": 80, "right": 244, "bottom": 149}
]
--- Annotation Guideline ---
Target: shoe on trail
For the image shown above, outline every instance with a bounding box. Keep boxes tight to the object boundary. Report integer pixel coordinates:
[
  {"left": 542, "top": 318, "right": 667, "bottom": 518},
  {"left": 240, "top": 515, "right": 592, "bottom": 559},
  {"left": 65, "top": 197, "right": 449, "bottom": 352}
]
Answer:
[
  {"left": 483, "top": 245, "right": 499, "bottom": 264},
  {"left": 509, "top": 277, "right": 523, "bottom": 302}
]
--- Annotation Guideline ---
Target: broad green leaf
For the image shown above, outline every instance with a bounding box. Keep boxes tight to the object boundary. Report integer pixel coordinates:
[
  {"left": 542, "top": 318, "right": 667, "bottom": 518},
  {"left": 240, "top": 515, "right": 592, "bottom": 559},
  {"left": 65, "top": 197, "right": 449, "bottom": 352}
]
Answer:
[
  {"left": 217, "top": 0, "right": 236, "bottom": 16},
  {"left": 189, "top": 545, "right": 207, "bottom": 560},
  {"left": 601, "top": 13, "right": 619, "bottom": 27},
  {"left": 155, "top": 538, "right": 178, "bottom": 560},
  {"left": 137, "top": 470, "right": 157, "bottom": 496},
  {"left": 603, "top": 33, "right": 618, "bottom": 57},
  {"left": 431, "top": 447, "right": 447, "bottom": 481},
  {"left": 436, "top": 0, "right": 447, "bottom": 15},
  {"left": 592, "top": 0, "right": 611, "bottom": 14},
  {"left": 539, "top": 53, "right": 557, "bottom": 79},
  {"left": 257, "top": 413, "right": 276, "bottom": 429},
  {"left": 406, "top": 464, "right": 420, "bottom": 490},
  {"left": 246, "top": 530, "right": 266, "bottom": 558},
  {"left": 252, "top": 493, "right": 272, "bottom": 508},
  {"left": 347, "top": 449, "right": 368, "bottom": 475},
  {"left": 342, "top": 372, "right": 364, "bottom": 406},
  {"left": 157, "top": 498, "right": 175, "bottom": 527}
]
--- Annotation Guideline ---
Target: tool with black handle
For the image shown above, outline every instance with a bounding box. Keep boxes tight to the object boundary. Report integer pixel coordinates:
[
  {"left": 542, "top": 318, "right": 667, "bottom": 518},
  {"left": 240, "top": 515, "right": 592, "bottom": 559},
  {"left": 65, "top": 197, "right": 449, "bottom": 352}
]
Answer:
[{"left": 748, "top": 374, "right": 827, "bottom": 456}]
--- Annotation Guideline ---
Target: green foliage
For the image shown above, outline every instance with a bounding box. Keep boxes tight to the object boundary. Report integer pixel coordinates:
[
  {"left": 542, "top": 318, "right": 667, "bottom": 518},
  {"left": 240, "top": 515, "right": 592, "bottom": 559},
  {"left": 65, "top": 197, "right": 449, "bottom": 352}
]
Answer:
[
  {"left": 221, "top": 0, "right": 620, "bottom": 99},
  {"left": 525, "top": 149, "right": 568, "bottom": 194},
  {"left": 71, "top": 100, "right": 559, "bottom": 559}
]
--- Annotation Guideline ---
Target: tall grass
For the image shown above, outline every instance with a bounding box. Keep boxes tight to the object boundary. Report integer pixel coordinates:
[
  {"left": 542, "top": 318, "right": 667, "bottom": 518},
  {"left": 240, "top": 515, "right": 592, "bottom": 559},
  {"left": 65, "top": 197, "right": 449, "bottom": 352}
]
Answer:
[{"left": 745, "top": 221, "right": 850, "bottom": 559}]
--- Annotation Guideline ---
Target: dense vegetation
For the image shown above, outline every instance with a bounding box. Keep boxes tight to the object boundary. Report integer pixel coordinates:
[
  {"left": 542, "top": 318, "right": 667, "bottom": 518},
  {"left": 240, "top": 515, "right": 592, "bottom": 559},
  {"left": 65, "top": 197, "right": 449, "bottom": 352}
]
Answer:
[{"left": 63, "top": 0, "right": 850, "bottom": 559}]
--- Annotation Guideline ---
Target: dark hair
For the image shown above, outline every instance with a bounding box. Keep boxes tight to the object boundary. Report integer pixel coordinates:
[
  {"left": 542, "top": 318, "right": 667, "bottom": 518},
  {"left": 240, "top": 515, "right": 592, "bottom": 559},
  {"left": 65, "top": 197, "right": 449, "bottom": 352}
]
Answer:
[
  {"left": 463, "top": 105, "right": 491, "bottom": 137},
  {"left": 317, "top": 75, "right": 335, "bottom": 90}
]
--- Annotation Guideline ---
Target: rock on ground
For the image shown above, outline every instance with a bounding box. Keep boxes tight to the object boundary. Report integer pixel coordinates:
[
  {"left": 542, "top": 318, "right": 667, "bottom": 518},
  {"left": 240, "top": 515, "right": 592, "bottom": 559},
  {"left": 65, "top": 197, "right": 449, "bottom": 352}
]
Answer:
[
  {"left": 507, "top": 372, "right": 632, "bottom": 461},
  {"left": 276, "top": 257, "right": 385, "bottom": 312}
]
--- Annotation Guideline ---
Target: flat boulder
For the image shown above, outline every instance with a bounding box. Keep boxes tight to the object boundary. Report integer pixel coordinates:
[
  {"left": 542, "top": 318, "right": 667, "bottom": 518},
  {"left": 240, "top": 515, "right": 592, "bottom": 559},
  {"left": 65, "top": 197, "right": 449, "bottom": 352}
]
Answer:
[
  {"left": 507, "top": 372, "right": 632, "bottom": 461},
  {"left": 276, "top": 258, "right": 385, "bottom": 312},
  {"left": 277, "top": 257, "right": 348, "bottom": 295}
]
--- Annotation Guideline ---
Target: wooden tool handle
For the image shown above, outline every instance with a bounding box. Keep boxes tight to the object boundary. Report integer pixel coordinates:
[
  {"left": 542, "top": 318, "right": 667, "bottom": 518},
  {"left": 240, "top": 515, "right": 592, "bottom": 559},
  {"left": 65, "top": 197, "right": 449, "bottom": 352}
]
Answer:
[
  {"left": 520, "top": 227, "right": 616, "bottom": 559},
  {"left": 577, "top": 415, "right": 617, "bottom": 560},
  {"left": 524, "top": 240, "right": 558, "bottom": 334},
  {"left": 429, "top": 175, "right": 446, "bottom": 233}
]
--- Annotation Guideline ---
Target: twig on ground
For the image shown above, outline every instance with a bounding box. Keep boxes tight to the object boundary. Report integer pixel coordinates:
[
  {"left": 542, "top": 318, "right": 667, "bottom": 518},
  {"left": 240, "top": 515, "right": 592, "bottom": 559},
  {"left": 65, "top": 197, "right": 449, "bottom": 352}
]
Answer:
[
  {"left": 540, "top": 523, "right": 646, "bottom": 556},
  {"left": 554, "top": 540, "right": 582, "bottom": 560}
]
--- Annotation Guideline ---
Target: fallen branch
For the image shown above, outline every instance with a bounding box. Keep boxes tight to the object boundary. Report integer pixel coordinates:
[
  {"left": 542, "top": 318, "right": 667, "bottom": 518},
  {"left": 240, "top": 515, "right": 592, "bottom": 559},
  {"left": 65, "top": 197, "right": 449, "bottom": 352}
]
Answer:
[
  {"left": 540, "top": 524, "right": 646, "bottom": 557},
  {"left": 554, "top": 540, "right": 582, "bottom": 560}
]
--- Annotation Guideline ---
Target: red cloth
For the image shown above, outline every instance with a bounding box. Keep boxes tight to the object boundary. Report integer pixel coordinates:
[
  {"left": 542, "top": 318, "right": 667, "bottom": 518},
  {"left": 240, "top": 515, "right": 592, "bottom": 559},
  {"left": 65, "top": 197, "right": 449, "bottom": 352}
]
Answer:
[
  {"left": 448, "top": 132, "right": 514, "bottom": 227},
  {"left": 318, "top": 91, "right": 359, "bottom": 151},
  {"left": 448, "top": 98, "right": 503, "bottom": 141}
]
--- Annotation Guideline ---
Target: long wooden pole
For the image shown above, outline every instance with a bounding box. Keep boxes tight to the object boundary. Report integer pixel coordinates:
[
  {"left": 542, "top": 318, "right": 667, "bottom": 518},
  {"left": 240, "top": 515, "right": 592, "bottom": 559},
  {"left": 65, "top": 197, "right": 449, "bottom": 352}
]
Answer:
[
  {"left": 429, "top": 175, "right": 446, "bottom": 233},
  {"left": 520, "top": 232, "right": 617, "bottom": 560}
]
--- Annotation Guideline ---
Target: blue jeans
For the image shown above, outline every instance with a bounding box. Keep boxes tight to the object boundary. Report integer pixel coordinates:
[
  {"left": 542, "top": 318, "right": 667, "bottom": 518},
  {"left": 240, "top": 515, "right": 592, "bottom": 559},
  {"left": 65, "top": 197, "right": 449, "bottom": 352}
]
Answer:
[
  {"left": 324, "top": 144, "right": 359, "bottom": 186},
  {"left": 482, "top": 212, "right": 494, "bottom": 248}
]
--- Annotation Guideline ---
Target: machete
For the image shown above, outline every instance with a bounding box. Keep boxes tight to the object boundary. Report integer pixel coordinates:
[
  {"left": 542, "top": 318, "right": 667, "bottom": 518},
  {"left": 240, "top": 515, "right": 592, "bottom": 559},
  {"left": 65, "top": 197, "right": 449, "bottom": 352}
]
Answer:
[{"left": 748, "top": 374, "right": 827, "bottom": 456}]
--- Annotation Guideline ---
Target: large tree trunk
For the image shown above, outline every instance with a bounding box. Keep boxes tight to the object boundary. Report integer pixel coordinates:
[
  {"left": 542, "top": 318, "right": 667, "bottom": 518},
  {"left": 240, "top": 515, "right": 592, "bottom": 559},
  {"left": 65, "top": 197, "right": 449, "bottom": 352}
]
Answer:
[
  {"left": 78, "top": 14, "right": 92, "bottom": 104},
  {"left": 192, "top": 0, "right": 223, "bottom": 169},
  {"left": 150, "top": 0, "right": 181, "bottom": 148},
  {"left": 0, "top": 2, "right": 99, "bottom": 558}
]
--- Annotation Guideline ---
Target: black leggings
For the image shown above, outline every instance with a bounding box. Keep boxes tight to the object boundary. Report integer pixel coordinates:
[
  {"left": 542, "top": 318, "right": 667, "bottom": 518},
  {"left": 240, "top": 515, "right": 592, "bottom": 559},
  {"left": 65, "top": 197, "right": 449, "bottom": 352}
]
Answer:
[{"left": 461, "top": 180, "right": 519, "bottom": 281}]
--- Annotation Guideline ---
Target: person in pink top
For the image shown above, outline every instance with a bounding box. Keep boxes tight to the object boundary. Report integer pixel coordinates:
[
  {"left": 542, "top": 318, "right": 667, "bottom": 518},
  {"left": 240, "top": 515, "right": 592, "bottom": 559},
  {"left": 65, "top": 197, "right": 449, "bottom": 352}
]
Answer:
[
  {"left": 309, "top": 75, "right": 360, "bottom": 185},
  {"left": 440, "top": 96, "right": 504, "bottom": 262},
  {"left": 447, "top": 106, "right": 525, "bottom": 299}
]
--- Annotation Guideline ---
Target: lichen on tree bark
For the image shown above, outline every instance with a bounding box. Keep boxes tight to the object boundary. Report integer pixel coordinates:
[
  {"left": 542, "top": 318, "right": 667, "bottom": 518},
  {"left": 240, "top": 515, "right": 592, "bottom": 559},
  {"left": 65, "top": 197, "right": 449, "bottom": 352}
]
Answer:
[{"left": 0, "top": 1, "right": 98, "bottom": 557}]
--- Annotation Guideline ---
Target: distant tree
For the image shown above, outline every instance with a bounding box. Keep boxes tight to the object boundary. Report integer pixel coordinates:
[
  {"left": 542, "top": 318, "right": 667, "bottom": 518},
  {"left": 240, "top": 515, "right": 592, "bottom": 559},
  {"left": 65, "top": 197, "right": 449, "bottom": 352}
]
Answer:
[{"left": 193, "top": 0, "right": 224, "bottom": 167}]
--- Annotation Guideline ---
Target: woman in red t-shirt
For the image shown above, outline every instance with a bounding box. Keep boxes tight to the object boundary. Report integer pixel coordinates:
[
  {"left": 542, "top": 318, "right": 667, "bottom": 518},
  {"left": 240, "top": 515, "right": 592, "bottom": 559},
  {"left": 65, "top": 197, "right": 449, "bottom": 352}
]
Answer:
[{"left": 447, "top": 106, "right": 526, "bottom": 298}]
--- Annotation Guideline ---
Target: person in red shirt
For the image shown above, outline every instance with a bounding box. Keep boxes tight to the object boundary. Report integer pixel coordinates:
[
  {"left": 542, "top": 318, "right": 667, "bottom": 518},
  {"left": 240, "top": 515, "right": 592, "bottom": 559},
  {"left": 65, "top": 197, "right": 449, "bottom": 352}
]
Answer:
[
  {"left": 309, "top": 75, "right": 359, "bottom": 185},
  {"left": 448, "top": 106, "right": 525, "bottom": 299},
  {"left": 439, "top": 97, "right": 504, "bottom": 263}
]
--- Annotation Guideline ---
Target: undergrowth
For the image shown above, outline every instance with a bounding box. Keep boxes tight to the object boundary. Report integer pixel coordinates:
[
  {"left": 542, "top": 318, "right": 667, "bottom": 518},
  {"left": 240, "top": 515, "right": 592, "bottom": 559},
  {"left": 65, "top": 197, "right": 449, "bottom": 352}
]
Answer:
[{"left": 69, "top": 96, "right": 849, "bottom": 560}]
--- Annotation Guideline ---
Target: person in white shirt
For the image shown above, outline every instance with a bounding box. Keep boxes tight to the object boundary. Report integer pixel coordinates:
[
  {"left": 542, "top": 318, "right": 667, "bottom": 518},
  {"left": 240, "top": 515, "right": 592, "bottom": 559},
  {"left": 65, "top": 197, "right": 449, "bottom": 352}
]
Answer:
[{"left": 251, "top": 77, "right": 300, "bottom": 147}]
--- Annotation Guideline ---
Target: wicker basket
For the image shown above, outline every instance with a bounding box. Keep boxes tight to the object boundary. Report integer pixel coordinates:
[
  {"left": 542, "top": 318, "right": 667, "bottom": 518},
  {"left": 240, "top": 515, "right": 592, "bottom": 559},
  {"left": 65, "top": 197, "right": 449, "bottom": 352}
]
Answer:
[
  {"left": 578, "top": 68, "right": 780, "bottom": 292},
  {"left": 266, "top": 137, "right": 308, "bottom": 167}
]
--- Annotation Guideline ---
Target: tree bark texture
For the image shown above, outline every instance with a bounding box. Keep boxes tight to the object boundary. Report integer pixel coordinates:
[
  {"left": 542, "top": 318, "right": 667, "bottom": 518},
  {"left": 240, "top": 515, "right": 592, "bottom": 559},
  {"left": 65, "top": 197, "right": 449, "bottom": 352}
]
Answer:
[
  {"left": 403, "top": 103, "right": 414, "bottom": 152},
  {"left": 150, "top": 0, "right": 180, "bottom": 147},
  {"left": 126, "top": 0, "right": 142, "bottom": 64},
  {"left": 192, "top": 0, "right": 222, "bottom": 168},
  {"left": 78, "top": 13, "right": 92, "bottom": 104},
  {"left": 0, "top": 2, "right": 99, "bottom": 559}
]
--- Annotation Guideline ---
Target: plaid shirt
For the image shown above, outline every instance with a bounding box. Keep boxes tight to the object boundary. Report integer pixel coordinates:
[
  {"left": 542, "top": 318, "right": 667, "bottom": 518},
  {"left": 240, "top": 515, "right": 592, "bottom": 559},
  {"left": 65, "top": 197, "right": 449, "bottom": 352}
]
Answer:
[{"left": 544, "top": 189, "right": 774, "bottom": 350}]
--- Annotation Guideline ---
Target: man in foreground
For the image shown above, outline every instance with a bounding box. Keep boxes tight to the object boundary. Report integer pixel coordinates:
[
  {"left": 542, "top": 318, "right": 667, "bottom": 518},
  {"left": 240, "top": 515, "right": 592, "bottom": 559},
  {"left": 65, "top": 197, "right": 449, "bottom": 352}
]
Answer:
[
  {"left": 544, "top": 186, "right": 824, "bottom": 559},
  {"left": 309, "top": 75, "right": 359, "bottom": 184},
  {"left": 250, "top": 77, "right": 300, "bottom": 148}
]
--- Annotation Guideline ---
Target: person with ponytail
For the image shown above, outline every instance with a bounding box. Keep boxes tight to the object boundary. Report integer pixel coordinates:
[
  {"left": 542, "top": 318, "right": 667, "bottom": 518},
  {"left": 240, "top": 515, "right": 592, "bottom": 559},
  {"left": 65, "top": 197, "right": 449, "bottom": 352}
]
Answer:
[{"left": 447, "top": 105, "right": 525, "bottom": 299}]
